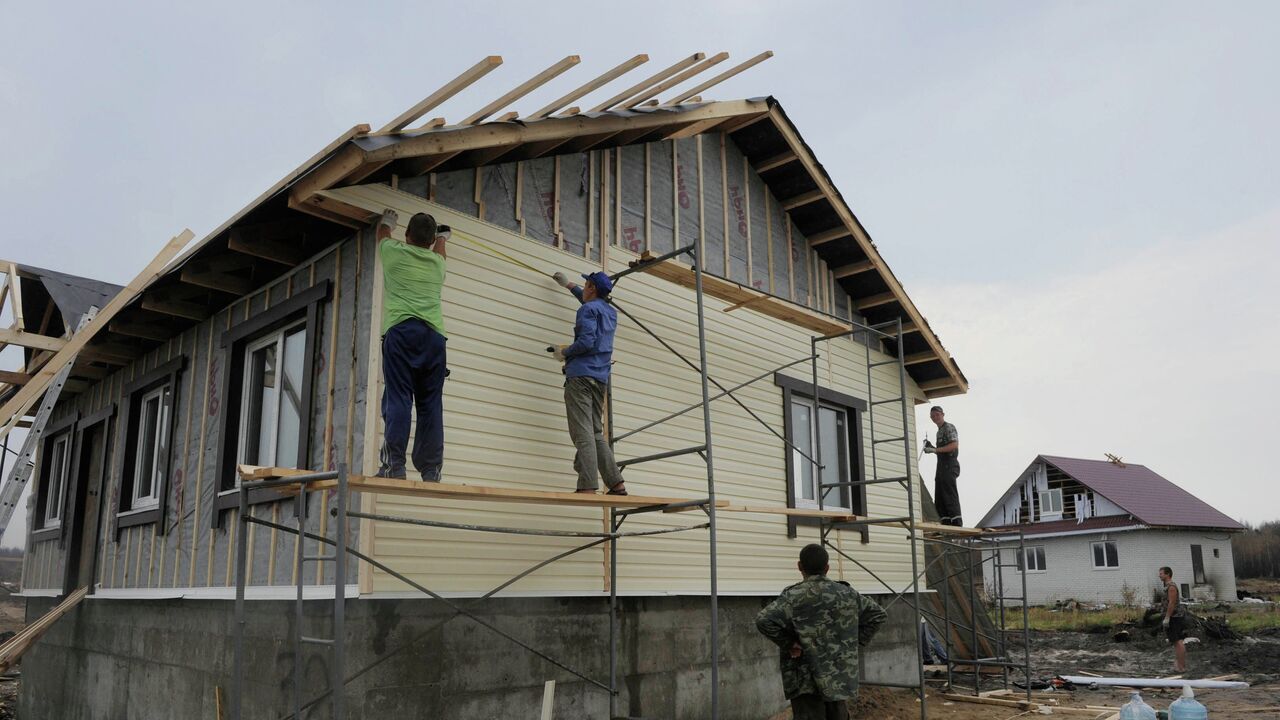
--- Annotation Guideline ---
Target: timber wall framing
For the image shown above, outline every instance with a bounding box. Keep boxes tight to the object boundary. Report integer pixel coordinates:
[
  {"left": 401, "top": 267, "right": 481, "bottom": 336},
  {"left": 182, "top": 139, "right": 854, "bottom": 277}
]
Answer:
[{"left": 22, "top": 235, "right": 374, "bottom": 592}]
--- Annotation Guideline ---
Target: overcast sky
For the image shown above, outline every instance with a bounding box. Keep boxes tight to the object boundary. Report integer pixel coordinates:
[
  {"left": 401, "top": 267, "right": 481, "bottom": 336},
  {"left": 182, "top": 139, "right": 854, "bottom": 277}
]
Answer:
[{"left": 1, "top": 1, "right": 1277, "bottom": 546}]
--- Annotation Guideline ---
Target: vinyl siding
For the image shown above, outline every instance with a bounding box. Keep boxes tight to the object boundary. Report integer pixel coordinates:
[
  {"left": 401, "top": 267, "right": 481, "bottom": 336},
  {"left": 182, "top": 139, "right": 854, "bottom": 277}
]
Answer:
[{"left": 348, "top": 184, "right": 925, "bottom": 598}]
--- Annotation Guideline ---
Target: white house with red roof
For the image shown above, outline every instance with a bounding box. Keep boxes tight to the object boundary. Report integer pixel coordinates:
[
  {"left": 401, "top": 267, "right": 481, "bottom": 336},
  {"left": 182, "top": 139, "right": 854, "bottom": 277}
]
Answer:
[{"left": 978, "top": 455, "right": 1244, "bottom": 606}]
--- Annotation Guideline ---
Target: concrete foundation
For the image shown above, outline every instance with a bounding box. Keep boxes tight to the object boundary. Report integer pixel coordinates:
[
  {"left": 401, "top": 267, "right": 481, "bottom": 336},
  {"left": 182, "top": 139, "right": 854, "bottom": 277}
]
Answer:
[{"left": 21, "top": 593, "right": 918, "bottom": 719}]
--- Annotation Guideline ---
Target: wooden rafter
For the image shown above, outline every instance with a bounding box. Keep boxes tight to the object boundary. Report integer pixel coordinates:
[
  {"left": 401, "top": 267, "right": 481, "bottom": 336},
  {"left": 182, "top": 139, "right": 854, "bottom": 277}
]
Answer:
[
  {"left": 589, "top": 53, "right": 705, "bottom": 112},
  {"left": 621, "top": 52, "right": 729, "bottom": 109},
  {"left": 376, "top": 56, "right": 503, "bottom": 133},
  {"left": 755, "top": 151, "right": 797, "bottom": 173},
  {"left": 6, "top": 263, "right": 22, "bottom": 331},
  {"left": 833, "top": 260, "right": 875, "bottom": 279},
  {"left": 904, "top": 352, "right": 938, "bottom": 366},
  {"left": 808, "top": 227, "right": 851, "bottom": 246},
  {"left": 781, "top": 190, "right": 825, "bottom": 211},
  {"left": 179, "top": 267, "right": 254, "bottom": 295},
  {"left": 141, "top": 293, "right": 209, "bottom": 322},
  {"left": 854, "top": 292, "right": 897, "bottom": 311},
  {"left": 226, "top": 225, "right": 308, "bottom": 266},
  {"left": 0, "top": 230, "right": 193, "bottom": 435},
  {"left": 461, "top": 55, "right": 581, "bottom": 125},
  {"left": 0, "top": 329, "right": 63, "bottom": 352},
  {"left": 108, "top": 320, "right": 171, "bottom": 342},
  {"left": 662, "top": 51, "right": 774, "bottom": 106},
  {"left": 765, "top": 105, "right": 967, "bottom": 395},
  {"left": 530, "top": 54, "right": 649, "bottom": 119}
]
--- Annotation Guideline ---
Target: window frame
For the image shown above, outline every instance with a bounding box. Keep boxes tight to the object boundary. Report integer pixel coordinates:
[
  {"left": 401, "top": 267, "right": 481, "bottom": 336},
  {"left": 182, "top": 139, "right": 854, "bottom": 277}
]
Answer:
[
  {"left": 114, "top": 356, "right": 186, "bottom": 534},
  {"left": 32, "top": 420, "right": 77, "bottom": 542},
  {"left": 130, "top": 384, "right": 170, "bottom": 511},
  {"left": 1091, "top": 540, "right": 1120, "bottom": 569},
  {"left": 213, "top": 281, "right": 330, "bottom": 522},
  {"left": 1016, "top": 545, "right": 1047, "bottom": 573},
  {"left": 1038, "top": 488, "right": 1063, "bottom": 519},
  {"left": 236, "top": 320, "right": 307, "bottom": 472},
  {"left": 775, "top": 373, "right": 868, "bottom": 541}
]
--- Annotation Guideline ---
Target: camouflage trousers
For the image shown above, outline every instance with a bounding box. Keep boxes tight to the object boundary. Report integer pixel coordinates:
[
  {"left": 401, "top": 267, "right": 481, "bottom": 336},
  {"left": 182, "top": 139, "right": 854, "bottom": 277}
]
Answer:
[{"left": 790, "top": 694, "right": 849, "bottom": 720}]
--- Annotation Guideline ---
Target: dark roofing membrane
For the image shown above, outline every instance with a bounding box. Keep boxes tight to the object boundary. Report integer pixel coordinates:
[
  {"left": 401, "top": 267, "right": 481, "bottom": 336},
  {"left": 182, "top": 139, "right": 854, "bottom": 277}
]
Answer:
[
  {"left": 1040, "top": 455, "right": 1244, "bottom": 531},
  {"left": 985, "top": 515, "right": 1142, "bottom": 536},
  {"left": 17, "top": 264, "right": 123, "bottom": 328}
]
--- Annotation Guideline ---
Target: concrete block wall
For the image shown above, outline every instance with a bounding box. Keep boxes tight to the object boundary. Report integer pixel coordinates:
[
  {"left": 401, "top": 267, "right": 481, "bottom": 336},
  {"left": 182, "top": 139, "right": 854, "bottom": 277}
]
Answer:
[
  {"left": 21, "top": 593, "right": 917, "bottom": 720},
  {"left": 991, "top": 528, "right": 1238, "bottom": 606}
]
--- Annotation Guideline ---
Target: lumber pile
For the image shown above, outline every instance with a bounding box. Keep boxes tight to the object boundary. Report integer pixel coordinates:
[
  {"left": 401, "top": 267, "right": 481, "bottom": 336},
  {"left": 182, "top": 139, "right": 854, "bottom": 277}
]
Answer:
[{"left": 0, "top": 586, "right": 88, "bottom": 673}]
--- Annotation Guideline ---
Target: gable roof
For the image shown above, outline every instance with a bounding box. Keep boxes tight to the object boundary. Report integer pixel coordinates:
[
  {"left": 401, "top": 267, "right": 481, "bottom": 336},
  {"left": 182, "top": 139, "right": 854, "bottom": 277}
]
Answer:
[{"left": 984, "top": 455, "right": 1243, "bottom": 531}]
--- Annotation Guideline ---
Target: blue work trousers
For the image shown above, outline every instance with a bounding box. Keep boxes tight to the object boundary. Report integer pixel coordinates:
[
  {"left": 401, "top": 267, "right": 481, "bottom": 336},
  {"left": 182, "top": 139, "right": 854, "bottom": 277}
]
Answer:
[{"left": 380, "top": 319, "right": 446, "bottom": 475}]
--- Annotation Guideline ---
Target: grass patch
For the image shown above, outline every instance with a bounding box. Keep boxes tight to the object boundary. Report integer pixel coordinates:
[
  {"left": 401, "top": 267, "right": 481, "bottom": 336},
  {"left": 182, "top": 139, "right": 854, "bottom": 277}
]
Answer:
[{"left": 991, "top": 603, "right": 1280, "bottom": 634}]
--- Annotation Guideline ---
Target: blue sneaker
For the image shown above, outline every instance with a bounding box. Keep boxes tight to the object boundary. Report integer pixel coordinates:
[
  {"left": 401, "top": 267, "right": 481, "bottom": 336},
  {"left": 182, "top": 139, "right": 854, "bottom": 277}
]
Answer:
[{"left": 420, "top": 466, "right": 442, "bottom": 483}]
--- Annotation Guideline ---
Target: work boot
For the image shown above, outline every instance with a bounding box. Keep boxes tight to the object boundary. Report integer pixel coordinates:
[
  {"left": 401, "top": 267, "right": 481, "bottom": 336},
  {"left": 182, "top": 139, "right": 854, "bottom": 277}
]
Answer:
[{"left": 376, "top": 464, "right": 407, "bottom": 480}]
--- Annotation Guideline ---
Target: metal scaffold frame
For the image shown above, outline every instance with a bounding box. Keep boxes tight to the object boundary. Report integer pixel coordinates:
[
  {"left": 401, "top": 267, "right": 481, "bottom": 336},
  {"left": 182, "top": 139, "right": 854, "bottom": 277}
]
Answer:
[{"left": 228, "top": 242, "right": 1030, "bottom": 720}]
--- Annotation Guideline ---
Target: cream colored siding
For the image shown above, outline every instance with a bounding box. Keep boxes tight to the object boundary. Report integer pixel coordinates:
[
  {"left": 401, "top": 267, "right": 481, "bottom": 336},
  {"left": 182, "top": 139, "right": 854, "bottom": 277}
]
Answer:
[{"left": 347, "top": 184, "right": 925, "bottom": 598}]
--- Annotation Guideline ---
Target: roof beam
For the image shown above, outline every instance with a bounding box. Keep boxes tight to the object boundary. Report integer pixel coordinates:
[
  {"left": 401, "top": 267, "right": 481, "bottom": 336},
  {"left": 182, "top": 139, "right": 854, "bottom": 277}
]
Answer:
[
  {"left": 288, "top": 145, "right": 368, "bottom": 207},
  {"left": 377, "top": 56, "right": 503, "bottom": 133},
  {"left": 755, "top": 151, "right": 797, "bottom": 173},
  {"left": 918, "top": 378, "right": 958, "bottom": 392},
  {"left": 904, "top": 352, "right": 938, "bottom": 366},
  {"left": 0, "top": 370, "right": 30, "bottom": 385},
  {"left": 854, "top": 292, "right": 898, "bottom": 311},
  {"left": 530, "top": 54, "right": 649, "bottom": 119},
  {"left": 622, "top": 52, "right": 729, "bottom": 109},
  {"left": 662, "top": 50, "right": 774, "bottom": 106},
  {"left": 781, "top": 190, "right": 826, "bottom": 211},
  {"left": 180, "top": 267, "right": 254, "bottom": 295},
  {"left": 808, "top": 227, "right": 851, "bottom": 245},
  {"left": 590, "top": 53, "right": 705, "bottom": 112},
  {"left": 462, "top": 55, "right": 581, "bottom": 125},
  {"left": 660, "top": 117, "right": 731, "bottom": 141},
  {"left": 833, "top": 260, "right": 875, "bottom": 279},
  {"left": 364, "top": 98, "right": 769, "bottom": 164},
  {"left": 0, "top": 329, "right": 63, "bottom": 352},
  {"left": 227, "top": 226, "right": 309, "bottom": 266},
  {"left": 109, "top": 320, "right": 172, "bottom": 342},
  {"left": 6, "top": 263, "right": 22, "bottom": 331},
  {"left": 141, "top": 294, "right": 209, "bottom": 322}
]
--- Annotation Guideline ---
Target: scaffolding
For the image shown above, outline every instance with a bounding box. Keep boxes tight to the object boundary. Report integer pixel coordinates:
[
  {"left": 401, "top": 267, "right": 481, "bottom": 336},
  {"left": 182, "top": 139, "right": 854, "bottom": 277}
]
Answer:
[{"left": 229, "top": 242, "right": 1028, "bottom": 720}]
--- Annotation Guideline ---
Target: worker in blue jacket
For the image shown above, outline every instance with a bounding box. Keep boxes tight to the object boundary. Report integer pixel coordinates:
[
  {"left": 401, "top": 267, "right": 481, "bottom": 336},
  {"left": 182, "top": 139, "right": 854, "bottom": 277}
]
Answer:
[{"left": 552, "top": 270, "right": 628, "bottom": 495}]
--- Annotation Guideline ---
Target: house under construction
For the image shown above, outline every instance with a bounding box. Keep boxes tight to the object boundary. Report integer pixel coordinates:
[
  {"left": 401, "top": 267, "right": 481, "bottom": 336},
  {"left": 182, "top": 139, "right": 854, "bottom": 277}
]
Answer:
[{"left": 1, "top": 52, "right": 987, "bottom": 719}]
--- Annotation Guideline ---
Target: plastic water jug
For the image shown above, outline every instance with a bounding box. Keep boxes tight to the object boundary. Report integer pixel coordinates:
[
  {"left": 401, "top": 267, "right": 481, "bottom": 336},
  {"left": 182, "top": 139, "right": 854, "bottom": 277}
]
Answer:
[
  {"left": 1169, "top": 685, "right": 1208, "bottom": 720},
  {"left": 1119, "top": 691, "right": 1157, "bottom": 720}
]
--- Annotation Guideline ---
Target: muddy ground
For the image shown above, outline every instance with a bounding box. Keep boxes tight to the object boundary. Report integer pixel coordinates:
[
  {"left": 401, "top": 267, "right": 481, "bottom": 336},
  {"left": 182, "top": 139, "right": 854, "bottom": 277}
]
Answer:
[{"left": 768, "top": 628, "right": 1279, "bottom": 719}]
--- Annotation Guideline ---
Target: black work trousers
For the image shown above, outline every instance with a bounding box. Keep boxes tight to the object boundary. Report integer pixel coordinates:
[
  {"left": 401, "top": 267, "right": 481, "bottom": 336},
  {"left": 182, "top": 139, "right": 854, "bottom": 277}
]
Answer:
[{"left": 934, "top": 458, "right": 962, "bottom": 526}]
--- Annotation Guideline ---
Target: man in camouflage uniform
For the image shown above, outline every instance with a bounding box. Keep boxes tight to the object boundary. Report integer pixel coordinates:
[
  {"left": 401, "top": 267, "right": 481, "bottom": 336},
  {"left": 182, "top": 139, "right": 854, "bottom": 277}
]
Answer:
[
  {"left": 924, "top": 405, "right": 962, "bottom": 526},
  {"left": 756, "top": 544, "right": 888, "bottom": 720}
]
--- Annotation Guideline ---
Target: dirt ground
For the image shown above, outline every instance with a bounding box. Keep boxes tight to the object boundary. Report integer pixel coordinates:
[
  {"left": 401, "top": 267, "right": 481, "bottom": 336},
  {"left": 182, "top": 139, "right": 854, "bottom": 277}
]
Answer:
[
  {"left": 0, "top": 557, "right": 24, "bottom": 720},
  {"left": 768, "top": 627, "right": 1280, "bottom": 719}
]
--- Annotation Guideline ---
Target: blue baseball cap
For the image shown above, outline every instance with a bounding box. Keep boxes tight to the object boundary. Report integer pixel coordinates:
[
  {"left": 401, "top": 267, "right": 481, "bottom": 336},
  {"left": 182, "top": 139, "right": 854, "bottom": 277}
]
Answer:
[{"left": 582, "top": 271, "right": 613, "bottom": 295}]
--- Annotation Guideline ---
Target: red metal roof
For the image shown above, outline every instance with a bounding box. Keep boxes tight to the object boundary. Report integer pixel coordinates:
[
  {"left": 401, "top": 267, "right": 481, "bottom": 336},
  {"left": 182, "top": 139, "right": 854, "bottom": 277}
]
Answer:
[
  {"left": 1038, "top": 455, "right": 1244, "bottom": 531},
  {"left": 984, "top": 515, "right": 1143, "bottom": 537}
]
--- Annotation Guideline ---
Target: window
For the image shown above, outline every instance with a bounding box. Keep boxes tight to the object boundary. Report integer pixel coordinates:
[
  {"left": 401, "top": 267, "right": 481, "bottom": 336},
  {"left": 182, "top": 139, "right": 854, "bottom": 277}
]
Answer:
[
  {"left": 116, "top": 357, "right": 185, "bottom": 532},
  {"left": 130, "top": 385, "right": 171, "bottom": 510},
  {"left": 1091, "top": 540, "right": 1119, "bottom": 569},
  {"left": 40, "top": 432, "right": 73, "bottom": 529},
  {"left": 1038, "top": 489, "right": 1063, "bottom": 518},
  {"left": 790, "top": 400, "right": 851, "bottom": 510},
  {"left": 1017, "top": 546, "right": 1047, "bottom": 572},
  {"left": 1213, "top": 548, "right": 1220, "bottom": 558},
  {"left": 214, "top": 281, "right": 328, "bottom": 519},
  {"left": 775, "top": 373, "right": 867, "bottom": 539},
  {"left": 238, "top": 322, "right": 307, "bottom": 471}
]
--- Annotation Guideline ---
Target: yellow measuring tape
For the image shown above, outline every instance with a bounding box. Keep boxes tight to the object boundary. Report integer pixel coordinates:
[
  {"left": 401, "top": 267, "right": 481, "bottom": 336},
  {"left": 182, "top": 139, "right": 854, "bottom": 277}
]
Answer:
[{"left": 450, "top": 228, "right": 546, "bottom": 276}]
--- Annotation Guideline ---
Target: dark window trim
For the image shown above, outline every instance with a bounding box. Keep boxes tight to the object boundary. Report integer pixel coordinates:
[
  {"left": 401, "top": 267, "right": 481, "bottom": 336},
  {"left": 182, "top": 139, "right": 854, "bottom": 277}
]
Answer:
[
  {"left": 113, "top": 357, "right": 187, "bottom": 537},
  {"left": 31, "top": 412, "right": 81, "bottom": 543},
  {"left": 213, "top": 281, "right": 330, "bottom": 525},
  {"left": 62, "top": 405, "right": 116, "bottom": 592},
  {"left": 775, "top": 373, "right": 868, "bottom": 543}
]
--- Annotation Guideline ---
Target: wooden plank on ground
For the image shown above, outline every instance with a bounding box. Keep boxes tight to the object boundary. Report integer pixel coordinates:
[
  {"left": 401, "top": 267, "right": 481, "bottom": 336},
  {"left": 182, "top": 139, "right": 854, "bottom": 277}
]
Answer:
[
  {"left": 941, "top": 693, "right": 1037, "bottom": 710},
  {"left": 239, "top": 465, "right": 729, "bottom": 511}
]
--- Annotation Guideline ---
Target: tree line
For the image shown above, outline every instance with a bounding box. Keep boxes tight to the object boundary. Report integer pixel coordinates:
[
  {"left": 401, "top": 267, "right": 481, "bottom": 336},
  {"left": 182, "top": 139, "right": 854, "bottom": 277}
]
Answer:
[{"left": 1233, "top": 520, "right": 1280, "bottom": 578}]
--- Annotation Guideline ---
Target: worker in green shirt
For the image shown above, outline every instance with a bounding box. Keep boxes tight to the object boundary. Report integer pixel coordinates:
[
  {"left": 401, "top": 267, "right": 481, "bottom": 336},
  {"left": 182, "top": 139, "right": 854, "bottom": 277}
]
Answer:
[{"left": 375, "top": 209, "right": 448, "bottom": 482}]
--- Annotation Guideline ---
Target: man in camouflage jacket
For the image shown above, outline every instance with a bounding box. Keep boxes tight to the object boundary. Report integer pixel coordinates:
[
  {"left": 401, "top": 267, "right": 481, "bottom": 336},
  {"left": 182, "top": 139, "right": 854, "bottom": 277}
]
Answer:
[{"left": 756, "top": 544, "right": 888, "bottom": 720}]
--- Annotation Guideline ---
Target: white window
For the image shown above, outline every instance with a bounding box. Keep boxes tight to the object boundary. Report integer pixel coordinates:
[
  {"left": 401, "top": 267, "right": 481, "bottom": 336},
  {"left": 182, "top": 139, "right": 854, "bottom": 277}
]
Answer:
[
  {"left": 1092, "top": 540, "right": 1120, "bottom": 569},
  {"left": 42, "top": 432, "right": 73, "bottom": 528},
  {"left": 790, "top": 400, "right": 851, "bottom": 511},
  {"left": 1017, "top": 546, "right": 1047, "bottom": 572},
  {"left": 238, "top": 322, "right": 307, "bottom": 475},
  {"left": 1038, "top": 489, "right": 1063, "bottom": 519},
  {"left": 130, "top": 385, "right": 172, "bottom": 510}
]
